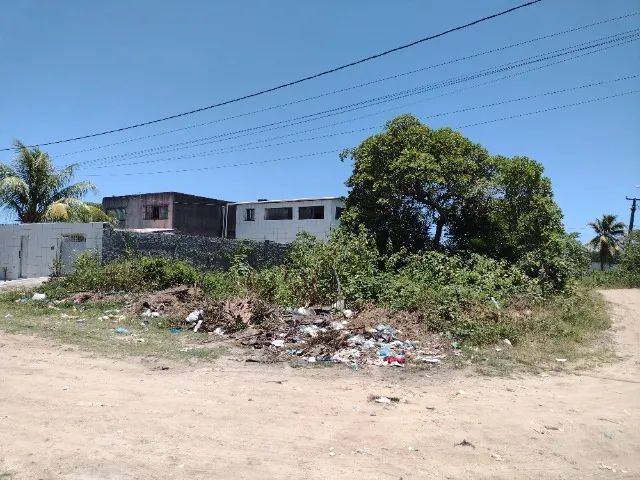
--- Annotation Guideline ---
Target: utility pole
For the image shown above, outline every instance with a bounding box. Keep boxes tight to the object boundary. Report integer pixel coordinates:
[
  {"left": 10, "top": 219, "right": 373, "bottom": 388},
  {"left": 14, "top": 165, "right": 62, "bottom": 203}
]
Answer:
[{"left": 626, "top": 197, "right": 639, "bottom": 232}]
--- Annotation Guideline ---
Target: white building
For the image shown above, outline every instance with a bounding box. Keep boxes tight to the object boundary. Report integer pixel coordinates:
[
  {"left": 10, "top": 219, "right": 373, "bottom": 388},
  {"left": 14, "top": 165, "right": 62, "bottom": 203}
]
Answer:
[
  {"left": 230, "top": 197, "right": 345, "bottom": 244},
  {"left": 0, "top": 223, "right": 104, "bottom": 280}
]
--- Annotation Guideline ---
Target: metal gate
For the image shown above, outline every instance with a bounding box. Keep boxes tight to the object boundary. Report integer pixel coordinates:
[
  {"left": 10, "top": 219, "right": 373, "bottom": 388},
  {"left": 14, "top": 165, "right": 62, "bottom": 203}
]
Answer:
[{"left": 59, "top": 234, "right": 87, "bottom": 275}]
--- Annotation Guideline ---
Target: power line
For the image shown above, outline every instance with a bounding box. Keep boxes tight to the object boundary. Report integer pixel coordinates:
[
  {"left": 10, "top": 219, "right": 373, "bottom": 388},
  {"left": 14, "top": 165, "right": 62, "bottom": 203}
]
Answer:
[
  {"left": 457, "top": 89, "right": 639, "bottom": 128},
  {"left": 1, "top": 0, "right": 544, "bottom": 152},
  {"left": 86, "top": 89, "right": 639, "bottom": 177},
  {"left": 85, "top": 150, "right": 342, "bottom": 177},
  {"left": 74, "top": 30, "right": 640, "bottom": 167},
  {"left": 77, "top": 34, "right": 640, "bottom": 173},
  {"left": 55, "top": 11, "right": 640, "bottom": 159},
  {"left": 83, "top": 74, "right": 639, "bottom": 171}
]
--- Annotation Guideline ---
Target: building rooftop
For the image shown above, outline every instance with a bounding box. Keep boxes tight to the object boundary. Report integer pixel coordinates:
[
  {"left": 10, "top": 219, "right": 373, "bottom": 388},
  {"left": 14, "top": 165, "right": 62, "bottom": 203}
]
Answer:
[
  {"left": 230, "top": 196, "right": 344, "bottom": 206},
  {"left": 103, "top": 192, "right": 230, "bottom": 203}
]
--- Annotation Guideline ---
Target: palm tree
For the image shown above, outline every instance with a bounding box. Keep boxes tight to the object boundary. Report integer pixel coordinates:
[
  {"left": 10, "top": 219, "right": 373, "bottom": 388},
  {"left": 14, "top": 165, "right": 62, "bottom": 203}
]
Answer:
[
  {"left": 588, "top": 214, "right": 626, "bottom": 271},
  {"left": 0, "top": 141, "right": 97, "bottom": 223}
]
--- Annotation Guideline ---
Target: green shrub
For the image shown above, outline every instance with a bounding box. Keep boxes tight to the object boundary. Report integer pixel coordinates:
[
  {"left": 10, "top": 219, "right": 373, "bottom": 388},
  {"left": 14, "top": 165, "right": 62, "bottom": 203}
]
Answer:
[
  {"left": 517, "top": 233, "right": 590, "bottom": 294},
  {"left": 618, "top": 231, "right": 640, "bottom": 286},
  {"left": 376, "top": 250, "right": 542, "bottom": 344},
  {"left": 62, "top": 254, "right": 199, "bottom": 292},
  {"left": 202, "top": 270, "right": 239, "bottom": 300},
  {"left": 254, "top": 229, "right": 385, "bottom": 307}
]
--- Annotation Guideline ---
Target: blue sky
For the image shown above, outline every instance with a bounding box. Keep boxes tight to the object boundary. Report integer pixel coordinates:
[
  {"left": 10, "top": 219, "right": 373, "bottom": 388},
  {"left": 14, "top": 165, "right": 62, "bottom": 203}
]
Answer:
[{"left": 1, "top": 0, "right": 639, "bottom": 240}]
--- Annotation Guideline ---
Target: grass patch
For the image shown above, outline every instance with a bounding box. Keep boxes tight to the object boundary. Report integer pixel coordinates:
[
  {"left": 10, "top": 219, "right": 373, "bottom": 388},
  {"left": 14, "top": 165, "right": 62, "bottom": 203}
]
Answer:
[
  {"left": 0, "top": 289, "right": 224, "bottom": 362},
  {"left": 462, "top": 288, "right": 615, "bottom": 375}
]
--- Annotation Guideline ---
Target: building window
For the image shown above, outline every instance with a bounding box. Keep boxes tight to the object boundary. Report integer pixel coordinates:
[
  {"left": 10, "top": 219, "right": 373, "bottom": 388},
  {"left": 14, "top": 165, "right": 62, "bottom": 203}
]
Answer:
[
  {"left": 335, "top": 207, "right": 345, "bottom": 219},
  {"left": 107, "top": 208, "right": 126, "bottom": 222},
  {"left": 299, "top": 205, "right": 324, "bottom": 220},
  {"left": 264, "top": 207, "right": 292, "bottom": 220},
  {"left": 244, "top": 208, "right": 255, "bottom": 221},
  {"left": 145, "top": 205, "right": 169, "bottom": 220}
]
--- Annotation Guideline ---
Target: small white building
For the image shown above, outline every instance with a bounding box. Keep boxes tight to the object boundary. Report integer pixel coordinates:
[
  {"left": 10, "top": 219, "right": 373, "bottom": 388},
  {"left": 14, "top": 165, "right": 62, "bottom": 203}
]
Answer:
[
  {"left": 0, "top": 223, "right": 104, "bottom": 280},
  {"left": 230, "top": 197, "right": 345, "bottom": 244}
]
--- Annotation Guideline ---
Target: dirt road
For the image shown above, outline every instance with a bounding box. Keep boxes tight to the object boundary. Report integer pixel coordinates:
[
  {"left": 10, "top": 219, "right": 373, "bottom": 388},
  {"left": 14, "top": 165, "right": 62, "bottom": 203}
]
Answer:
[{"left": 1, "top": 289, "right": 638, "bottom": 479}]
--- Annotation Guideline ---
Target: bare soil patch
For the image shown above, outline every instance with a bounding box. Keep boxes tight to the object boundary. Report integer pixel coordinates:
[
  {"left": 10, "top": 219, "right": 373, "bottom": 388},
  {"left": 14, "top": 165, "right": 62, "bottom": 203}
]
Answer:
[{"left": 0, "top": 289, "right": 638, "bottom": 479}]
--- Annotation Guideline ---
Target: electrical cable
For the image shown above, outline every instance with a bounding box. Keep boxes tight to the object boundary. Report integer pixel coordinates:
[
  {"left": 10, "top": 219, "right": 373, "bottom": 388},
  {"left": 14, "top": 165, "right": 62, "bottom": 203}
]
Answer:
[
  {"left": 74, "top": 30, "right": 640, "bottom": 167},
  {"left": 0, "top": 0, "right": 544, "bottom": 152},
  {"left": 86, "top": 89, "right": 640, "bottom": 177},
  {"left": 55, "top": 11, "right": 640, "bottom": 159}
]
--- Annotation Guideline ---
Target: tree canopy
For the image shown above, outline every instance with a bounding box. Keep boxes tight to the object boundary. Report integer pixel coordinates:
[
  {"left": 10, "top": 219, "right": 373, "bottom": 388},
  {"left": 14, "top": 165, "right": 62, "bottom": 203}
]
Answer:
[
  {"left": 0, "top": 141, "right": 98, "bottom": 223},
  {"left": 340, "top": 114, "right": 565, "bottom": 263}
]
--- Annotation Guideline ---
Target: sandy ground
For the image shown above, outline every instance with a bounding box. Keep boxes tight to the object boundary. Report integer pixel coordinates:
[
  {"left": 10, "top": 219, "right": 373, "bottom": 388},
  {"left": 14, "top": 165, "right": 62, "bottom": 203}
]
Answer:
[{"left": 0, "top": 289, "right": 638, "bottom": 480}]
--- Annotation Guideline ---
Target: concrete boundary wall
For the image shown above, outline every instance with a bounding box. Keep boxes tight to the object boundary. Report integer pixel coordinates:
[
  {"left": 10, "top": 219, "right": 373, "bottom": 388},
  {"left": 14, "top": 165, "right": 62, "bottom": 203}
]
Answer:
[
  {"left": 102, "top": 228, "right": 289, "bottom": 270},
  {"left": 0, "top": 223, "right": 104, "bottom": 280}
]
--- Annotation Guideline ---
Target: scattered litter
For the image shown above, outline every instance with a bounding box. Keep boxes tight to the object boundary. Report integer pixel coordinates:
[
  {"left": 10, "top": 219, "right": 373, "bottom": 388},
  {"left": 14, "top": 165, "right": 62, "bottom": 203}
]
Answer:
[
  {"left": 503, "top": 338, "right": 512, "bottom": 346},
  {"left": 456, "top": 390, "right": 467, "bottom": 396},
  {"left": 213, "top": 327, "right": 225, "bottom": 336},
  {"left": 271, "top": 339, "right": 285, "bottom": 347},
  {"left": 555, "top": 358, "right": 567, "bottom": 363},
  {"left": 491, "top": 453, "right": 503, "bottom": 461},
  {"left": 294, "top": 307, "right": 313, "bottom": 316},
  {"left": 598, "top": 462, "right": 619, "bottom": 472},
  {"left": 490, "top": 297, "right": 501, "bottom": 309},
  {"left": 417, "top": 356, "right": 442, "bottom": 364},
  {"left": 330, "top": 320, "right": 347, "bottom": 331},
  {"left": 32, "top": 293, "right": 46, "bottom": 301},
  {"left": 378, "top": 345, "right": 391, "bottom": 358},
  {"left": 114, "top": 327, "right": 130, "bottom": 335},
  {"left": 193, "top": 319, "right": 203, "bottom": 332},
  {"left": 4, "top": 313, "right": 12, "bottom": 318},
  {"left": 371, "top": 395, "right": 400, "bottom": 404},
  {"left": 407, "top": 446, "right": 418, "bottom": 452},
  {"left": 169, "top": 327, "right": 183, "bottom": 334},
  {"left": 455, "top": 439, "right": 475, "bottom": 449},
  {"left": 382, "top": 355, "right": 406, "bottom": 366},
  {"left": 136, "top": 338, "right": 145, "bottom": 343},
  {"left": 186, "top": 309, "right": 204, "bottom": 323},
  {"left": 343, "top": 309, "right": 354, "bottom": 318},
  {"left": 307, "top": 356, "right": 316, "bottom": 363}
]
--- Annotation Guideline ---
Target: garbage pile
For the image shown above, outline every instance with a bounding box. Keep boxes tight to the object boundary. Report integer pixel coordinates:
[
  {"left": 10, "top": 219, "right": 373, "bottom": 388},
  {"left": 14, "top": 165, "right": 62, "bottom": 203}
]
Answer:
[
  {"left": 186, "top": 303, "right": 453, "bottom": 367},
  {"left": 130, "top": 286, "right": 454, "bottom": 367}
]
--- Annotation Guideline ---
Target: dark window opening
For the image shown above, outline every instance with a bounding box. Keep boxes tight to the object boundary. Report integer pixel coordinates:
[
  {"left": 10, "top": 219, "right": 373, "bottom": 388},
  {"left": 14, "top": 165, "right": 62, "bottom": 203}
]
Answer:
[
  {"left": 335, "top": 207, "right": 345, "bottom": 220},
  {"left": 299, "top": 205, "right": 324, "bottom": 220},
  {"left": 264, "top": 207, "right": 292, "bottom": 220},
  {"left": 61, "top": 233, "right": 86, "bottom": 242},
  {"left": 244, "top": 208, "right": 255, "bottom": 221},
  {"left": 145, "top": 205, "right": 169, "bottom": 220}
]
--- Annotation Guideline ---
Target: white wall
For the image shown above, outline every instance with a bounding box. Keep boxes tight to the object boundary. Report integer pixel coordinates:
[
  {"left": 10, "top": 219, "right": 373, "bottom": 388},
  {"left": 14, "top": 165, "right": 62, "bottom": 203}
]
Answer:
[
  {"left": 234, "top": 199, "right": 344, "bottom": 243},
  {"left": 0, "top": 223, "right": 104, "bottom": 280}
]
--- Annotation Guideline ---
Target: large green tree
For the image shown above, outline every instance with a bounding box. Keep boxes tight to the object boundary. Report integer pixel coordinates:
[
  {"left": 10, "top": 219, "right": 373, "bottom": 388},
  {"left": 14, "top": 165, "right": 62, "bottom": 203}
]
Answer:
[
  {"left": 0, "top": 141, "right": 97, "bottom": 223},
  {"left": 588, "top": 214, "right": 626, "bottom": 270},
  {"left": 341, "top": 114, "right": 564, "bottom": 260}
]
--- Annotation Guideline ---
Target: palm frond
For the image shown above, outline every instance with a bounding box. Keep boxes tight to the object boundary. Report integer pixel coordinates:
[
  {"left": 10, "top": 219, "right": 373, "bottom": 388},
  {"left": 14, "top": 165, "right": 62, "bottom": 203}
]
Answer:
[{"left": 48, "top": 181, "right": 97, "bottom": 203}]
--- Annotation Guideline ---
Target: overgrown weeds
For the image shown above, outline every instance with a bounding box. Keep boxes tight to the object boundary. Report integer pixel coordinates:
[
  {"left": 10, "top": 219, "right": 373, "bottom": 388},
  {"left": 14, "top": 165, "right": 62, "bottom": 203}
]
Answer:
[{"left": 6, "top": 228, "right": 614, "bottom": 363}]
